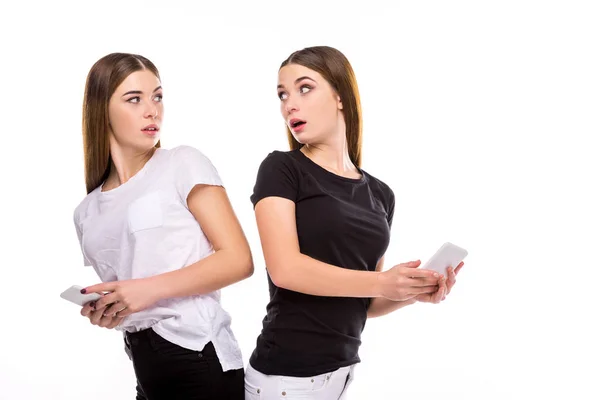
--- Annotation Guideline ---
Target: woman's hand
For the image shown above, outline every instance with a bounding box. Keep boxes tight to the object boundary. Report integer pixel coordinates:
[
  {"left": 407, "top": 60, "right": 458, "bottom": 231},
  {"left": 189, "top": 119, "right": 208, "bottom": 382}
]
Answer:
[
  {"left": 442, "top": 261, "right": 464, "bottom": 300},
  {"left": 415, "top": 275, "right": 446, "bottom": 304},
  {"left": 80, "top": 278, "right": 161, "bottom": 318},
  {"left": 80, "top": 300, "right": 123, "bottom": 329},
  {"left": 416, "top": 261, "right": 464, "bottom": 304},
  {"left": 377, "top": 260, "right": 441, "bottom": 301}
]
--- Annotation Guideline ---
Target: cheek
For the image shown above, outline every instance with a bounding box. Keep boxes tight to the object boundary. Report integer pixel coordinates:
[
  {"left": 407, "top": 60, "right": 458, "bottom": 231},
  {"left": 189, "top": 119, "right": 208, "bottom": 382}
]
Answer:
[
  {"left": 280, "top": 102, "right": 286, "bottom": 118},
  {"left": 109, "top": 108, "right": 135, "bottom": 136},
  {"left": 312, "top": 96, "right": 337, "bottom": 124},
  {"left": 156, "top": 102, "right": 165, "bottom": 118}
]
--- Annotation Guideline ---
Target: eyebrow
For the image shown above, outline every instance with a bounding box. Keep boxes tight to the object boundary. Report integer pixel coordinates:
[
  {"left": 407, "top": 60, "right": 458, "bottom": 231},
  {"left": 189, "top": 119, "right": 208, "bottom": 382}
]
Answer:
[
  {"left": 122, "top": 85, "right": 162, "bottom": 97},
  {"left": 277, "top": 76, "right": 316, "bottom": 89}
]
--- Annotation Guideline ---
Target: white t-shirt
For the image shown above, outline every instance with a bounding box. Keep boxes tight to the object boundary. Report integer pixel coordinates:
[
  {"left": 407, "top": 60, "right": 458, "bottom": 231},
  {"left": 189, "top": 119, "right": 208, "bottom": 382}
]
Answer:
[{"left": 73, "top": 145, "right": 243, "bottom": 371}]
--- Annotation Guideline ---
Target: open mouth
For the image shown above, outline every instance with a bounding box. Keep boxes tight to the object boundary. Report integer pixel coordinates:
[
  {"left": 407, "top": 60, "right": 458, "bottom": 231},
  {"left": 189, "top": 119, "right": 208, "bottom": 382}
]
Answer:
[
  {"left": 142, "top": 125, "right": 160, "bottom": 133},
  {"left": 290, "top": 119, "right": 306, "bottom": 130}
]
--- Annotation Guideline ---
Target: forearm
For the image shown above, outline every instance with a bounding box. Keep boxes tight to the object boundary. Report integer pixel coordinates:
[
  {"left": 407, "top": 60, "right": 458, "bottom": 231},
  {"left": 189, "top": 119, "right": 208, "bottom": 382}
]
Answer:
[
  {"left": 272, "top": 253, "right": 382, "bottom": 298},
  {"left": 367, "top": 297, "right": 417, "bottom": 318},
  {"left": 151, "top": 249, "right": 253, "bottom": 300}
]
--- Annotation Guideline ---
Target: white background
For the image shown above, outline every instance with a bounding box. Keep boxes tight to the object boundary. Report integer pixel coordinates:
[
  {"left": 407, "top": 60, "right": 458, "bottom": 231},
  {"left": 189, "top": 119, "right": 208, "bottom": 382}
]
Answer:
[{"left": 1, "top": 1, "right": 598, "bottom": 399}]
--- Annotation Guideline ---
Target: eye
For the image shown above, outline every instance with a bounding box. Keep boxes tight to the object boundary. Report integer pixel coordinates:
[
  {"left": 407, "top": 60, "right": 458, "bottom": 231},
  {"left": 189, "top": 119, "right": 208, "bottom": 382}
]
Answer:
[
  {"left": 154, "top": 94, "right": 163, "bottom": 102},
  {"left": 300, "top": 84, "right": 312, "bottom": 94},
  {"left": 127, "top": 96, "right": 141, "bottom": 104},
  {"left": 278, "top": 91, "right": 288, "bottom": 101}
]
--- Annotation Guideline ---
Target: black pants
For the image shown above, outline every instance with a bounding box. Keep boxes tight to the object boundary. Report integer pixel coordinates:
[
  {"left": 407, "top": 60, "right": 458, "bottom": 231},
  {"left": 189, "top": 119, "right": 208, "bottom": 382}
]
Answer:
[{"left": 124, "top": 329, "right": 244, "bottom": 400}]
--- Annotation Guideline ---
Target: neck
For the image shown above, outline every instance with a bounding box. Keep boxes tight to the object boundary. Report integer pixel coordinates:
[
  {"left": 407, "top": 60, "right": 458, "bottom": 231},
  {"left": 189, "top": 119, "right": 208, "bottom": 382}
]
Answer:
[
  {"left": 105, "top": 143, "right": 156, "bottom": 189},
  {"left": 301, "top": 121, "right": 358, "bottom": 177}
]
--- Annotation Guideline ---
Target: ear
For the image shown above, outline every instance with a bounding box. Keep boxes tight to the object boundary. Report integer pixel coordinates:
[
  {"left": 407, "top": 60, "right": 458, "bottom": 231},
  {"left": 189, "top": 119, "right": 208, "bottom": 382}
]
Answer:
[{"left": 337, "top": 95, "right": 343, "bottom": 110}]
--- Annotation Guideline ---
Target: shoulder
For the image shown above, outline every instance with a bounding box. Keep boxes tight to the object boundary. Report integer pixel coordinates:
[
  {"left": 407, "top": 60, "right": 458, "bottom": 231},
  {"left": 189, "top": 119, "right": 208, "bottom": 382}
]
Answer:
[
  {"left": 168, "top": 145, "right": 215, "bottom": 165},
  {"left": 259, "top": 149, "right": 302, "bottom": 169},
  {"left": 165, "top": 145, "right": 221, "bottom": 177},
  {"left": 362, "top": 169, "right": 395, "bottom": 202},
  {"left": 255, "top": 150, "right": 301, "bottom": 175},
  {"left": 162, "top": 145, "right": 223, "bottom": 191},
  {"left": 251, "top": 150, "right": 300, "bottom": 205},
  {"left": 73, "top": 187, "right": 100, "bottom": 225},
  {"left": 260, "top": 149, "right": 297, "bottom": 164}
]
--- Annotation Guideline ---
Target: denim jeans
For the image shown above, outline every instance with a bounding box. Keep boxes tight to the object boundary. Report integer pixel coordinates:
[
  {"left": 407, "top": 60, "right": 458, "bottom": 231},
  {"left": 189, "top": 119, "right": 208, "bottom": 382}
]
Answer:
[
  {"left": 124, "top": 329, "right": 244, "bottom": 399},
  {"left": 244, "top": 362, "right": 355, "bottom": 400}
]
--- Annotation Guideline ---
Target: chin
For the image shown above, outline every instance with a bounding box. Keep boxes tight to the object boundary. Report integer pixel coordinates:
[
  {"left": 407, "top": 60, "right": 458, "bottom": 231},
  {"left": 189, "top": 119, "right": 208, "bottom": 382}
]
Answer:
[
  {"left": 131, "top": 137, "right": 160, "bottom": 152},
  {"left": 143, "top": 135, "right": 160, "bottom": 145},
  {"left": 294, "top": 132, "right": 325, "bottom": 148},
  {"left": 291, "top": 131, "right": 311, "bottom": 145}
]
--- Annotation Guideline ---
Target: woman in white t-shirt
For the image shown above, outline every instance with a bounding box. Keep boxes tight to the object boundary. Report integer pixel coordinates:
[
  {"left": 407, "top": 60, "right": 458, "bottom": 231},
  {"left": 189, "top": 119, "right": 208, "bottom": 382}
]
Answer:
[{"left": 73, "top": 52, "right": 253, "bottom": 399}]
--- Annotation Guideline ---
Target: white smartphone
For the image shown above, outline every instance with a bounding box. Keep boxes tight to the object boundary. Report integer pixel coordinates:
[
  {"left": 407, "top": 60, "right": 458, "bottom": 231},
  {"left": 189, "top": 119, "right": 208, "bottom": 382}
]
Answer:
[
  {"left": 420, "top": 242, "right": 468, "bottom": 278},
  {"left": 60, "top": 285, "right": 102, "bottom": 306}
]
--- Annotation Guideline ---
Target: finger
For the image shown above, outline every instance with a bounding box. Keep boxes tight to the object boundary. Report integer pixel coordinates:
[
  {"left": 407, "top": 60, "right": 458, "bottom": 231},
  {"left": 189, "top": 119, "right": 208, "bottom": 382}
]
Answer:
[
  {"left": 447, "top": 263, "right": 462, "bottom": 294},
  {"left": 102, "top": 302, "right": 120, "bottom": 317},
  {"left": 428, "top": 278, "right": 443, "bottom": 304},
  {"left": 400, "top": 260, "right": 422, "bottom": 269},
  {"left": 403, "top": 267, "right": 439, "bottom": 280},
  {"left": 410, "top": 284, "right": 439, "bottom": 293},
  {"left": 114, "top": 307, "right": 133, "bottom": 318},
  {"left": 95, "top": 292, "right": 121, "bottom": 310},
  {"left": 98, "top": 314, "right": 115, "bottom": 328},
  {"left": 81, "top": 282, "right": 117, "bottom": 295},
  {"left": 448, "top": 265, "right": 456, "bottom": 279},
  {"left": 105, "top": 303, "right": 127, "bottom": 318},
  {"left": 80, "top": 302, "right": 95, "bottom": 317},
  {"left": 434, "top": 278, "right": 446, "bottom": 303},
  {"left": 89, "top": 309, "right": 105, "bottom": 325},
  {"left": 447, "top": 266, "right": 457, "bottom": 286},
  {"left": 410, "top": 285, "right": 439, "bottom": 295},
  {"left": 417, "top": 291, "right": 435, "bottom": 303},
  {"left": 446, "top": 269, "right": 459, "bottom": 295},
  {"left": 408, "top": 276, "right": 442, "bottom": 287},
  {"left": 106, "top": 317, "right": 124, "bottom": 329}
]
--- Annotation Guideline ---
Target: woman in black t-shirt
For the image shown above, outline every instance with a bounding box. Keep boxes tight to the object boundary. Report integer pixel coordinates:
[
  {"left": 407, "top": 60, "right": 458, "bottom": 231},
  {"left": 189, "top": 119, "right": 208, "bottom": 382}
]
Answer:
[{"left": 244, "top": 46, "right": 464, "bottom": 400}]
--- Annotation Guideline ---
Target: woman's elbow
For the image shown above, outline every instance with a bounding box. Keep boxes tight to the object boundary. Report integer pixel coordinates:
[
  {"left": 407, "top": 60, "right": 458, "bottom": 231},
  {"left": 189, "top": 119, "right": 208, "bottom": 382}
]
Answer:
[
  {"left": 236, "top": 249, "right": 254, "bottom": 279},
  {"left": 266, "top": 264, "right": 293, "bottom": 289}
]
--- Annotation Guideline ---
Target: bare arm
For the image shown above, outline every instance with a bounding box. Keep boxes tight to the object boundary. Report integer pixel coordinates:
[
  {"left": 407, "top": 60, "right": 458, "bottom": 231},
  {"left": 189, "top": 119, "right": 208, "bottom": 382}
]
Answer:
[
  {"left": 152, "top": 184, "right": 254, "bottom": 299},
  {"left": 367, "top": 256, "right": 419, "bottom": 318},
  {"left": 254, "top": 197, "right": 438, "bottom": 299}
]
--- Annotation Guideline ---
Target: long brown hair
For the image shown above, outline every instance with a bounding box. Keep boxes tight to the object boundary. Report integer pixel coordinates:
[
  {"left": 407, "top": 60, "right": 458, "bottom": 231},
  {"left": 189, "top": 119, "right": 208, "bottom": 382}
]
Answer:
[
  {"left": 81, "top": 53, "right": 161, "bottom": 194},
  {"left": 280, "top": 46, "right": 363, "bottom": 168}
]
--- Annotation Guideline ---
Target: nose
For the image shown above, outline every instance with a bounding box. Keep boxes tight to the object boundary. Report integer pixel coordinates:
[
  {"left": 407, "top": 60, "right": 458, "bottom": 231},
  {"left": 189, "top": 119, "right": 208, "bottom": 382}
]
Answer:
[
  {"left": 284, "top": 96, "right": 299, "bottom": 115},
  {"left": 144, "top": 103, "right": 158, "bottom": 119}
]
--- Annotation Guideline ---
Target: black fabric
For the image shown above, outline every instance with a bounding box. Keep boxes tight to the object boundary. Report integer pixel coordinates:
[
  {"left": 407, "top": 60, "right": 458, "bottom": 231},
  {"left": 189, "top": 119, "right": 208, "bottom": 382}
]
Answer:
[
  {"left": 249, "top": 149, "right": 395, "bottom": 377},
  {"left": 124, "top": 329, "right": 244, "bottom": 400}
]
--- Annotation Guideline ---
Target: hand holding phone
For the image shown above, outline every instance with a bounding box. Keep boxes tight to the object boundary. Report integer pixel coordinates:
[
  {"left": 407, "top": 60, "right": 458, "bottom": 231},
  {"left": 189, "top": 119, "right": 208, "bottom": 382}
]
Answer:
[
  {"left": 420, "top": 242, "right": 468, "bottom": 278},
  {"left": 60, "top": 285, "right": 102, "bottom": 306}
]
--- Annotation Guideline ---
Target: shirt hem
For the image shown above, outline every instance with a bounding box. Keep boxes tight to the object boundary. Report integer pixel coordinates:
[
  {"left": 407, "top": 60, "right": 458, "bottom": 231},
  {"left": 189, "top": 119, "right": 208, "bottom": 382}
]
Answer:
[
  {"left": 151, "top": 324, "right": 244, "bottom": 372},
  {"left": 249, "top": 355, "right": 361, "bottom": 377}
]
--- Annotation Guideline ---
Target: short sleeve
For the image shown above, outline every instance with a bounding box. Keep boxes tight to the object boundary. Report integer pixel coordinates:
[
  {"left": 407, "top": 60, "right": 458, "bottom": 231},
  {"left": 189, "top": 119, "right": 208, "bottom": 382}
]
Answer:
[
  {"left": 386, "top": 189, "right": 395, "bottom": 228},
  {"left": 250, "top": 151, "right": 299, "bottom": 208},
  {"left": 73, "top": 211, "right": 92, "bottom": 267},
  {"left": 173, "top": 146, "right": 223, "bottom": 204}
]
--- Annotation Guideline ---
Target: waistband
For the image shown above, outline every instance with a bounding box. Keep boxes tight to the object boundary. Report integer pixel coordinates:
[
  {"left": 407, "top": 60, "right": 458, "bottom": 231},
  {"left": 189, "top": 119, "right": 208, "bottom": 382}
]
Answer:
[{"left": 124, "top": 328, "right": 216, "bottom": 356}]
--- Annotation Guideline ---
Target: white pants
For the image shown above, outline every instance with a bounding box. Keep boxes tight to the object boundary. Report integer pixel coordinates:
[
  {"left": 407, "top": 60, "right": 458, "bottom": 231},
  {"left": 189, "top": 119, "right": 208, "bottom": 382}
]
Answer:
[{"left": 244, "top": 363, "right": 355, "bottom": 400}]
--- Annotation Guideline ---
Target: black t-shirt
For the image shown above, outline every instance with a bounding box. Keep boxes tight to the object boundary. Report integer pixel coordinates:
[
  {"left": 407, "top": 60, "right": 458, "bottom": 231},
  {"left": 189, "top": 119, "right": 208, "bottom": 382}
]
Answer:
[{"left": 249, "top": 149, "right": 395, "bottom": 377}]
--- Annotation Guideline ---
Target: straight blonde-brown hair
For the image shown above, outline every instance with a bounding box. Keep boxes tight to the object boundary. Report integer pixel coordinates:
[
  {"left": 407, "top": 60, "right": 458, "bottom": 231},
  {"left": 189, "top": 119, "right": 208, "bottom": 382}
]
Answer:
[
  {"left": 81, "top": 53, "right": 161, "bottom": 194},
  {"left": 280, "top": 46, "right": 363, "bottom": 168}
]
